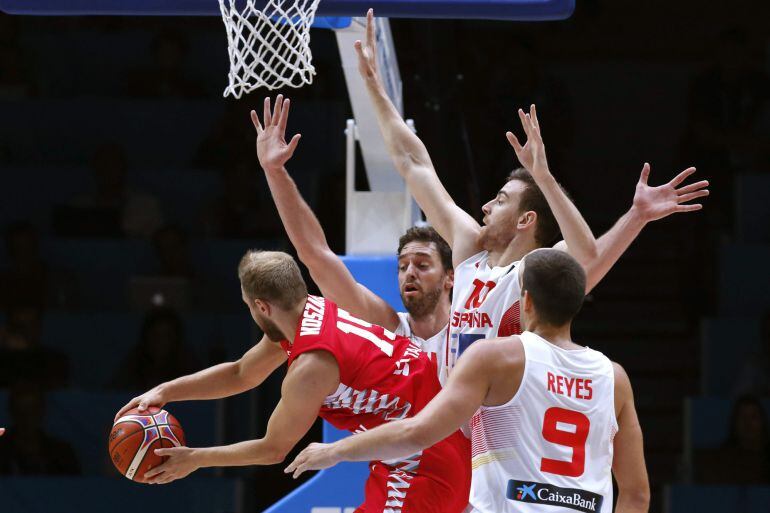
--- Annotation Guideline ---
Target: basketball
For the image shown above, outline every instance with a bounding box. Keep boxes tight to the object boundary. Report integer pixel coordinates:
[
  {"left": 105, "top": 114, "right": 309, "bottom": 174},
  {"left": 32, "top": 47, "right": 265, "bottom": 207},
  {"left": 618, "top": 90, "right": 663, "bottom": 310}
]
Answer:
[{"left": 109, "top": 407, "right": 186, "bottom": 483}]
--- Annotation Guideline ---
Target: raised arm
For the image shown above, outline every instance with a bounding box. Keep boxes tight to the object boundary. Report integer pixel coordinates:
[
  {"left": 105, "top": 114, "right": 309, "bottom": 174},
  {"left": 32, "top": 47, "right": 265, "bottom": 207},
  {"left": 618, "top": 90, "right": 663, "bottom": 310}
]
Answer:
[
  {"left": 144, "top": 350, "right": 340, "bottom": 484},
  {"left": 114, "top": 334, "right": 286, "bottom": 421},
  {"left": 508, "top": 105, "right": 598, "bottom": 265},
  {"left": 251, "top": 96, "right": 400, "bottom": 329},
  {"left": 612, "top": 362, "right": 650, "bottom": 513},
  {"left": 566, "top": 163, "right": 709, "bottom": 292},
  {"left": 284, "top": 339, "right": 503, "bottom": 477},
  {"left": 356, "top": 10, "right": 481, "bottom": 265}
]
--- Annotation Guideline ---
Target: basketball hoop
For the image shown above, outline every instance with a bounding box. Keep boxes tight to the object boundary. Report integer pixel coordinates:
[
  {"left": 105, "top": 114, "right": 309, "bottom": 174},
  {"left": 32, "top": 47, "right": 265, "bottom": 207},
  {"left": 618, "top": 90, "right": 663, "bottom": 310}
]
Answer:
[{"left": 218, "top": 0, "right": 322, "bottom": 98}]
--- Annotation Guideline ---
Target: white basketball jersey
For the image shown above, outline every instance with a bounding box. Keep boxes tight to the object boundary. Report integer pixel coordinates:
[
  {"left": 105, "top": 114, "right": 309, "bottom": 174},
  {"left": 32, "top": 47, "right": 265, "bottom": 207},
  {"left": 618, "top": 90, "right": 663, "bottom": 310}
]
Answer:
[
  {"left": 395, "top": 312, "right": 450, "bottom": 386},
  {"left": 469, "top": 331, "right": 617, "bottom": 513},
  {"left": 449, "top": 251, "right": 523, "bottom": 372}
]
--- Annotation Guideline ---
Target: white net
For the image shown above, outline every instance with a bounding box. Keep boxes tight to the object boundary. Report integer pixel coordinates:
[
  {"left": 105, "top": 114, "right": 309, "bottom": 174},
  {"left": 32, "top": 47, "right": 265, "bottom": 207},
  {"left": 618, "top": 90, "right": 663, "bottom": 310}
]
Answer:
[{"left": 218, "top": 0, "right": 322, "bottom": 98}]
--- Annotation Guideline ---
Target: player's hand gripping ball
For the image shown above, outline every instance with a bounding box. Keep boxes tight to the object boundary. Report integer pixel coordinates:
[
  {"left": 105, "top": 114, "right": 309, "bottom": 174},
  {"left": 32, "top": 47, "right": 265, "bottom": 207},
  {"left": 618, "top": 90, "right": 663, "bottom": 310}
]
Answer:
[{"left": 109, "top": 406, "right": 185, "bottom": 483}]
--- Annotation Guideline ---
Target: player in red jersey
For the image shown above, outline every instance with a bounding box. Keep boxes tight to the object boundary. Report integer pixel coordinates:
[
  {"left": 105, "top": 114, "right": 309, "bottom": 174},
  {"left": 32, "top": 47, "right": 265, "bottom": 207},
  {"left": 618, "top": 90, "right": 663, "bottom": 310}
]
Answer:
[{"left": 115, "top": 250, "right": 470, "bottom": 513}]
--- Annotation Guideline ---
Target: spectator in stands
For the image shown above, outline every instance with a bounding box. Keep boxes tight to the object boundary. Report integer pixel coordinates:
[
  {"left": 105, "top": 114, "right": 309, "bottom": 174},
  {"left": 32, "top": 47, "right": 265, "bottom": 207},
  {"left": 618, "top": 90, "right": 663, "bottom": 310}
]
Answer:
[
  {"left": 124, "top": 31, "right": 205, "bottom": 98},
  {"left": 0, "top": 304, "right": 68, "bottom": 388},
  {"left": 0, "top": 221, "right": 48, "bottom": 308},
  {"left": 57, "top": 143, "right": 164, "bottom": 238},
  {"left": 200, "top": 157, "right": 283, "bottom": 239},
  {"left": 110, "top": 307, "right": 199, "bottom": 391},
  {"left": 696, "top": 395, "right": 770, "bottom": 484},
  {"left": 733, "top": 311, "right": 770, "bottom": 396},
  {"left": 152, "top": 224, "right": 195, "bottom": 279},
  {"left": 0, "top": 381, "right": 80, "bottom": 475}
]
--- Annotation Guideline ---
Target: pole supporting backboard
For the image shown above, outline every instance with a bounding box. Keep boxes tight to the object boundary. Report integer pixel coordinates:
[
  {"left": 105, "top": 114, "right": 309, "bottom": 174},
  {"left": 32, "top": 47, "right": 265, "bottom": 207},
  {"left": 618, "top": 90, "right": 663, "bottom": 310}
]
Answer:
[{"left": 340, "top": 17, "right": 421, "bottom": 255}]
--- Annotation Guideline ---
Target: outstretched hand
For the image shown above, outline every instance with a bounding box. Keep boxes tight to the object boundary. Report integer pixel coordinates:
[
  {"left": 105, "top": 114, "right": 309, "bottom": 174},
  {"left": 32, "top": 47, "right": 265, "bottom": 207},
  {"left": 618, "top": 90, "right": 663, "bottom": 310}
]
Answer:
[
  {"left": 284, "top": 442, "right": 341, "bottom": 479},
  {"left": 506, "top": 104, "right": 550, "bottom": 180},
  {"left": 632, "top": 163, "right": 709, "bottom": 223},
  {"left": 354, "top": 9, "right": 379, "bottom": 82},
  {"left": 251, "top": 95, "right": 302, "bottom": 172}
]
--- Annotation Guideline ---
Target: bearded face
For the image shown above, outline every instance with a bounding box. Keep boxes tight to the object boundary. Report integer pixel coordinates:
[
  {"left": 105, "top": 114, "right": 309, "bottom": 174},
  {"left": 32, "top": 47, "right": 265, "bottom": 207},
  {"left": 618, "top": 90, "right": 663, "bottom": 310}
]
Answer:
[
  {"left": 242, "top": 287, "right": 287, "bottom": 341},
  {"left": 479, "top": 180, "right": 529, "bottom": 251},
  {"left": 253, "top": 311, "right": 286, "bottom": 342},
  {"left": 398, "top": 241, "right": 451, "bottom": 320},
  {"left": 401, "top": 283, "right": 443, "bottom": 319}
]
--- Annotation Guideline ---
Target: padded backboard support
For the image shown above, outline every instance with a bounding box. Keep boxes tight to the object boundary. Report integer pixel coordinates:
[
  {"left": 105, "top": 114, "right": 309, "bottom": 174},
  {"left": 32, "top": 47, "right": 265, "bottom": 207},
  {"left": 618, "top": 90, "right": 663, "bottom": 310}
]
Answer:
[{"left": 0, "top": 0, "right": 574, "bottom": 20}]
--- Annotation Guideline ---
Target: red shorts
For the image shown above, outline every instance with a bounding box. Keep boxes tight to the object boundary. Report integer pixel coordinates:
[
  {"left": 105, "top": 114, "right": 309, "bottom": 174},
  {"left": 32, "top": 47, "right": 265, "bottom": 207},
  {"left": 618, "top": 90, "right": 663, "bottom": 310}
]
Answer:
[{"left": 356, "top": 430, "right": 471, "bottom": 513}]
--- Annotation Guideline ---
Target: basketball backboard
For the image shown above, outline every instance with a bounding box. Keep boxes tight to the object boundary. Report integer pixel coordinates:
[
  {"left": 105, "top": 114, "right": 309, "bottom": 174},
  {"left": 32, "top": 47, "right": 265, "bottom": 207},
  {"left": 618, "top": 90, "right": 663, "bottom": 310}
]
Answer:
[{"left": 0, "top": 0, "right": 574, "bottom": 20}]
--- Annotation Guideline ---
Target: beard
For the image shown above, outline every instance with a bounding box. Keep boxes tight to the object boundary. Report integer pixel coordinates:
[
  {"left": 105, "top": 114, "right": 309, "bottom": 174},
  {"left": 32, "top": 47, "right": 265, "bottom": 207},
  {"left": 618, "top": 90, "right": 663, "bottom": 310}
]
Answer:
[
  {"left": 478, "top": 224, "right": 515, "bottom": 252},
  {"left": 256, "top": 315, "right": 286, "bottom": 342},
  {"left": 401, "top": 284, "right": 443, "bottom": 319}
]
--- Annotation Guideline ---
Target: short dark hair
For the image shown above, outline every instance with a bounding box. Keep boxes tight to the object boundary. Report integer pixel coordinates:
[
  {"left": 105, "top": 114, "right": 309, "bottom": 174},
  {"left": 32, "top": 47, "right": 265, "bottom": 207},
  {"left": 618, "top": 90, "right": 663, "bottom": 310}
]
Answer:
[
  {"left": 397, "top": 226, "right": 453, "bottom": 271},
  {"left": 507, "top": 168, "right": 562, "bottom": 246},
  {"left": 522, "top": 249, "right": 585, "bottom": 326}
]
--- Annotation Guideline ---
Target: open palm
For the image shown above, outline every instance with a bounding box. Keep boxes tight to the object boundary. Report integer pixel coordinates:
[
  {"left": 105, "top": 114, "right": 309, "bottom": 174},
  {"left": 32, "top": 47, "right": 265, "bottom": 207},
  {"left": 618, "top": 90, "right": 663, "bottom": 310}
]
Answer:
[
  {"left": 252, "top": 94, "right": 302, "bottom": 171},
  {"left": 506, "top": 104, "right": 550, "bottom": 179},
  {"left": 354, "top": 9, "right": 380, "bottom": 82},
  {"left": 633, "top": 163, "right": 709, "bottom": 222}
]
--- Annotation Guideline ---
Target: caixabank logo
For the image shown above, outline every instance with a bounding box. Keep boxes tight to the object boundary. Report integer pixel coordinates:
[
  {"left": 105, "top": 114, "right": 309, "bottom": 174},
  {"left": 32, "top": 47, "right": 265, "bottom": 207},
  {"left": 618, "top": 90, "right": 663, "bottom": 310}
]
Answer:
[{"left": 507, "top": 480, "right": 604, "bottom": 513}]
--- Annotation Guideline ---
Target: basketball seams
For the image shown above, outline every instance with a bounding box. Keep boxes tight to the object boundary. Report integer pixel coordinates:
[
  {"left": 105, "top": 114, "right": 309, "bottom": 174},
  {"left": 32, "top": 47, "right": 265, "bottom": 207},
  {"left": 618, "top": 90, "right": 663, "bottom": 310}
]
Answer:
[
  {"left": 109, "top": 408, "right": 185, "bottom": 482},
  {"left": 108, "top": 425, "right": 143, "bottom": 453},
  {"left": 133, "top": 438, "right": 173, "bottom": 483},
  {"left": 125, "top": 427, "right": 160, "bottom": 480}
]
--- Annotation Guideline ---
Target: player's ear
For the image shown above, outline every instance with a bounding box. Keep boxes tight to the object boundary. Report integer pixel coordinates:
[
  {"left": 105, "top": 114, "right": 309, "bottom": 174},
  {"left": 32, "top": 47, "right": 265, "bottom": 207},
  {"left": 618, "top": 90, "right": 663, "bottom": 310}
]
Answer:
[
  {"left": 444, "top": 268, "right": 455, "bottom": 290},
  {"left": 517, "top": 210, "right": 537, "bottom": 232},
  {"left": 254, "top": 298, "right": 271, "bottom": 315},
  {"left": 521, "top": 290, "right": 533, "bottom": 315}
]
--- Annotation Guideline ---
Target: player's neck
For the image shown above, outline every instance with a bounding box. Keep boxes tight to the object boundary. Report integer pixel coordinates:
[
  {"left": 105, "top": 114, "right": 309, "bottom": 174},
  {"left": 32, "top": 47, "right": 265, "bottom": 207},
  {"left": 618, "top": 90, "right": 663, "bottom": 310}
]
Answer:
[
  {"left": 278, "top": 299, "right": 308, "bottom": 345},
  {"left": 487, "top": 236, "right": 539, "bottom": 268},
  {"left": 408, "top": 294, "right": 451, "bottom": 339},
  {"left": 530, "top": 322, "right": 575, "bottom": 349}
]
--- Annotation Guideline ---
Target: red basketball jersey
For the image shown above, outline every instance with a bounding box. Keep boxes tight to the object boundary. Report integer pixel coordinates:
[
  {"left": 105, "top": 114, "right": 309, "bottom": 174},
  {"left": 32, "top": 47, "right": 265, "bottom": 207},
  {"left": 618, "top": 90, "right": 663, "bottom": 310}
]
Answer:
[
  {"left": 280, "top": 295, "right": 471, "bottom": 513},
  {"left": 281, "top": 295, "right": 442, "bottom": 432}
]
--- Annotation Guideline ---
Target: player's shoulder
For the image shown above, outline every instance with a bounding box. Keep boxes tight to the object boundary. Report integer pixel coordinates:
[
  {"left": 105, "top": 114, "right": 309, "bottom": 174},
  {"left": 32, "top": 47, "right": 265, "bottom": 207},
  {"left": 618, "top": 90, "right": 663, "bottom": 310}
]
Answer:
[
  {"left": 462, "top": 336, "right": 525, "bottom": 371},
  {"left": 289, "top": 348, "right": 339, "bottom": 376},
  {"left": 610, "top": 360, "right": 633, "bottom": 394},
  {"left": 610, "top": 360, "right": 629, "bottom": 380}
]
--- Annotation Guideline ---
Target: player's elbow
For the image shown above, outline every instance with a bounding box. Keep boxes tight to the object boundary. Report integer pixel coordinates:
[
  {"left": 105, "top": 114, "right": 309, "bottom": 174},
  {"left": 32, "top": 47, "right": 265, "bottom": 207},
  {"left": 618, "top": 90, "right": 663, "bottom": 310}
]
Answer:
[
  {"left": 263, "top": 446, "right": 291, "bottom": 465},
  {"left": 233, "top": 360, "right": 255, "bottom": 390},
  {"left": 576, "top": 241, "right": 599, "bottom": 266},
  {"left": 618, "top": 485, "right": 650, "bottom": 511}
]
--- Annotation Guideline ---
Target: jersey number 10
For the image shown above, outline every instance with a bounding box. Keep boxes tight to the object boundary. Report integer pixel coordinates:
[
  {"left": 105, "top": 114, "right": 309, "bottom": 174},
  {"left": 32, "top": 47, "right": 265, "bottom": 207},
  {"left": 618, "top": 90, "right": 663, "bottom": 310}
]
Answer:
[{"left": 540, "top": 407, "right": 590, "bottom": 477}]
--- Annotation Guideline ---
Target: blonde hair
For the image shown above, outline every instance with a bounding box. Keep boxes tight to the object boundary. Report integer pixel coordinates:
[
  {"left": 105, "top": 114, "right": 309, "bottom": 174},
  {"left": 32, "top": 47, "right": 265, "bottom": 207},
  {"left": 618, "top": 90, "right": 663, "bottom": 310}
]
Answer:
[{"left": 237, "top": 250, "right": 307, "bottom": 310}]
